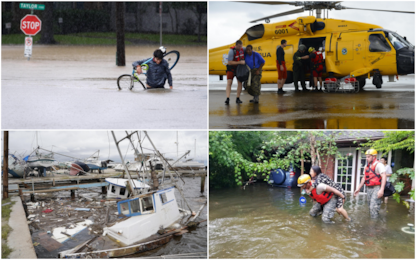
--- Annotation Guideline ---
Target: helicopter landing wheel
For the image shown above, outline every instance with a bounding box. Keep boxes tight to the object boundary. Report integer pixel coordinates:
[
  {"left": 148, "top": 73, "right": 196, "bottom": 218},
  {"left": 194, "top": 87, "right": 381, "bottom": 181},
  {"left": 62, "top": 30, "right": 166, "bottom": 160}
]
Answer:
[{"left": 358, "top": 77, "right": 366, "bottom": 89}]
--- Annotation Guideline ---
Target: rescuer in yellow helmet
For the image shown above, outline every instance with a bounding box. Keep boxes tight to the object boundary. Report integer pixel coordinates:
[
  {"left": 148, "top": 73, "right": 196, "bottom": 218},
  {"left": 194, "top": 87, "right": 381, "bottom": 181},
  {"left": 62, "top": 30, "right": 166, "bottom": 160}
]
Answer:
[{"left": 354, "top": 149, "right": 387, "bottom": 218}]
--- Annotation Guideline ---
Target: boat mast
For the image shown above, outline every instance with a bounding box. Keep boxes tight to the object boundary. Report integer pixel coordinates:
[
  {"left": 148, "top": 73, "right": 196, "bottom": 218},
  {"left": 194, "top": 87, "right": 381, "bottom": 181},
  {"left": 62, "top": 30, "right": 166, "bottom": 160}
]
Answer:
[{"left": 111, "top": 131, "right": 137, "bottom": 196}]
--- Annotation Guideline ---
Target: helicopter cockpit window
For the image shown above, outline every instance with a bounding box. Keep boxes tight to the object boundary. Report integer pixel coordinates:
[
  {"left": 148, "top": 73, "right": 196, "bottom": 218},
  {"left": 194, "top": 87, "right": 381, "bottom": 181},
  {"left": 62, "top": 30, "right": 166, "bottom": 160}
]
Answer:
[
  {"left": 369, "top": 34, "right": 391, "bottom": 52},
  {"left": 387, "top": 32, "right": 410, "bottom": 51},
  {"left": 246, "top": 24, "right": 265, "bottom": 41}
]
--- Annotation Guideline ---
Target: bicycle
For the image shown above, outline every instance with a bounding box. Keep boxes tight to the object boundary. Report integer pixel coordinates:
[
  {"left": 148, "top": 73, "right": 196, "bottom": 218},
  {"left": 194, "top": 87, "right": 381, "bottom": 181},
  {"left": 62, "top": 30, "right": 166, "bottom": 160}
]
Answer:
[{"left": 117, "top": 50, "right": 180, "bottom": 91}]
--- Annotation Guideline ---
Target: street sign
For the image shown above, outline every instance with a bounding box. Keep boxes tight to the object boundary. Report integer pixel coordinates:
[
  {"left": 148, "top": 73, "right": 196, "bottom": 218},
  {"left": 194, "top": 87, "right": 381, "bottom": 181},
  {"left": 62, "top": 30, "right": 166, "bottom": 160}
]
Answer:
[
  {"left": 19, "top": 3, "right": 45, "bottom": 10},
  {"left": 24, "top": 36, "right": 33, "bottom": 58},
  {"left": 20, "top": 15, "right": 42, "bottom": 36}
]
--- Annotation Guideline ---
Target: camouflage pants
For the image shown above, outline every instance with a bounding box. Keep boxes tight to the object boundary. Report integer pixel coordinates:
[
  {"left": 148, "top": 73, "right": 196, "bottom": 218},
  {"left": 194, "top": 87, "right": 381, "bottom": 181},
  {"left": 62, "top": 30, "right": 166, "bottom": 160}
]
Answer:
[
  {"left": 367, "top": 186, "right": 382, "bottom": 219},
  {"left": 247, "top": 68, "right": 262, "bottom": 96},
  {"left": 309, "top": 196, "right": 337, "bottom": 223}
]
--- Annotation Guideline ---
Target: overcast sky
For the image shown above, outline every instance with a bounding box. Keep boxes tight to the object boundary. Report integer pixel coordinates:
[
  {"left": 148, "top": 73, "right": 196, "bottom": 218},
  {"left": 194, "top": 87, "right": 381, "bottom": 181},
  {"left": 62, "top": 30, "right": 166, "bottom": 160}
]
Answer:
[
  {"left": 209, "top": 1, "right": 415, "bottom": 49},
  {"left": 3, "top": 131, "right": 208, "bottom": 165}
]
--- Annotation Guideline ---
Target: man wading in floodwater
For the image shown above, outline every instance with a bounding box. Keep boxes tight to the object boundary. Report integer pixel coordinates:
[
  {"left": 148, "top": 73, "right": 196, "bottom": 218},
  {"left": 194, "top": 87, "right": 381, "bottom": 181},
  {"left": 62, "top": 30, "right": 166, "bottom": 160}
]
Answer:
[
  {"left": 133, "top": 48, "right": 173, "bottom": 89},
  {"left": 354, "top": 149, "right": 386, "bottom": 219},
  {"left": 298, "top": 174, "right": 351, "bottom": 223}
]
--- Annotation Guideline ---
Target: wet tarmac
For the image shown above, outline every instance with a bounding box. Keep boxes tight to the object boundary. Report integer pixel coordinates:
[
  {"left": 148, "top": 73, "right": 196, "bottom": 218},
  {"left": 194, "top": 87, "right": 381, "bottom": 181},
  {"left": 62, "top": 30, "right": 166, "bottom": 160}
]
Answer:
[
  {"left": 2, "top": 45, "right": 207, "bottom": 129},
  {"left": 209, "top": 75, "right": 415, "bottom": 129},
  {"left": 25, "top": 177, "right": 207, "bottom": 258},
  {"left": 210, "top": 183, "right": 415, "bottom": 258}
]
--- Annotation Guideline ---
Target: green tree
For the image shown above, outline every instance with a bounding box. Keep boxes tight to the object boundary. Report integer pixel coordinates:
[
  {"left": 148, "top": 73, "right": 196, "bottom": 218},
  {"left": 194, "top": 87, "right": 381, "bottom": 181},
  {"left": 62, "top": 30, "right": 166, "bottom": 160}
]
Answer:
[
  {"left": 209, "top": 131, "right": 344, "bottom": 189},
  {"left": 361, "top": 131, "right": 415, "bottom": 204}
]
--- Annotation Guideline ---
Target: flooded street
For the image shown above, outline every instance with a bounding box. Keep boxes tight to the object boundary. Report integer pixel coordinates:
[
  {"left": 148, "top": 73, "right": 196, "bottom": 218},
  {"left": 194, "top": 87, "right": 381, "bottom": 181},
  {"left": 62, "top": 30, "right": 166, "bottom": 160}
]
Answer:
[
  {"left": 209, "top": 75, "right": 414, "bottom": 129},
  {"left": 26, "top": 177, "right": 207, "bottom": 258},
  {"left": 209, "top": 183, "right": 415, "bottom": 258},
  {"left": 2, "top": 45, "right": 207, "bottom": 129}
]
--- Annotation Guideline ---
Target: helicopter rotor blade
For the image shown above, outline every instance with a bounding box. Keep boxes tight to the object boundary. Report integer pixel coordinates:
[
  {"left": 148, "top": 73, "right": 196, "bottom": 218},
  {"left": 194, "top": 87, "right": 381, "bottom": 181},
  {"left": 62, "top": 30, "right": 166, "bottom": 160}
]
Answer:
[
  {"left": 237, "top": 1, "right": 300, "bottom": 6},
  {"left": 341, "top": 6, "right": 414, "bottom": 14},
  {"left": 249, "top": 7, "right": 305, "bottom": 23}
]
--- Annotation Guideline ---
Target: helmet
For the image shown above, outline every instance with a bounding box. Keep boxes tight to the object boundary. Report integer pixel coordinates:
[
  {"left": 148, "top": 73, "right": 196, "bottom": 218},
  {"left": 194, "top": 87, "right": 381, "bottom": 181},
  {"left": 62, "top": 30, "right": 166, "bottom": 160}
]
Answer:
[
  {"left": 298, "top": 44, "right": 306, "bottom": 51},
  {"left": 308, "top": 47, "right": 315, "bottom": 53},
  {"left": 297, "top": 174, "right": 311, "bottom": 187},
  {"left": 365, "top": 149, "right": 378, "bottom": 155},
  {"left": 159, "top": 46, "right": 166, "bottom": 54}
]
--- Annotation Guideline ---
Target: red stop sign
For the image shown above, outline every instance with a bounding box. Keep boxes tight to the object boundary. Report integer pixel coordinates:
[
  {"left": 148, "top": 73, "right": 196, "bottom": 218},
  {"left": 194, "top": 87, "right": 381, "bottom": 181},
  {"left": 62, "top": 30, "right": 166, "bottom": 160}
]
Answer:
[{"left": 20, "top": 15, "right": 42, "bottom": 36}]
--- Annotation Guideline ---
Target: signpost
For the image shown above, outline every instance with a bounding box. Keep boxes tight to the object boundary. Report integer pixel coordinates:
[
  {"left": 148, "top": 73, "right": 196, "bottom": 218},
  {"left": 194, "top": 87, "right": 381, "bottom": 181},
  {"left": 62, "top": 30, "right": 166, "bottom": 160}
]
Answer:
[
  {"left": 20, "top": 14, "right": 41, "bottom": 61},
  {"left": 20, "top": 3, "right": 44, "bottom": 60}
]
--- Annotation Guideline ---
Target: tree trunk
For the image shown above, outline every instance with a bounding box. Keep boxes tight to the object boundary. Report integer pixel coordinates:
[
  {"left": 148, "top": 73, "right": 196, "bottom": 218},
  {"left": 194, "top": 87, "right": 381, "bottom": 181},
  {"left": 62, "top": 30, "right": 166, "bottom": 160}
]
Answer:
[
  {"left": 3, "top": 131, "right": 9, "bottom": 199},
  {"left": 198, "top": 12, "right": 201, "bottom": 42},
  {"left": 168, "top": 4, "right": 174, "bottom": 33},
  {"left": 39, "top": 2, "right": 56, "bottom": 44},
  {"left": 310, "top": 133, "right": 316, "bottom": 166},
  {"left": 116, "top": 2, "right": 125, "bottom": 66}
]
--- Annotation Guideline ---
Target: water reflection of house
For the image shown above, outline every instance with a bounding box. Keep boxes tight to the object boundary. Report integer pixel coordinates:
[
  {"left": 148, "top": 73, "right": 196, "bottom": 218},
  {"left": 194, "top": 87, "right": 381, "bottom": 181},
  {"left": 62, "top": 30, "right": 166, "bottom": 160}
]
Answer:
[{"left": 319, "top": 131, "right": 414, "bottom": 195}]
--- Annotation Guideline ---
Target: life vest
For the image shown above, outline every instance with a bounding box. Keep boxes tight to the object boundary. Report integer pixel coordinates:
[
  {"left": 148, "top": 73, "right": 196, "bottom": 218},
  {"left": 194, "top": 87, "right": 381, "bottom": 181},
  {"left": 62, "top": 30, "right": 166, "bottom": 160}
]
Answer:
[
  {"left": 309, "top": 188, "right": 333, "bottom": 205},
  {"left": 226, "top": 46, "right": 245, "bottom": 72},
  {"left": 311, "top": 51, "right": 323, "bottom": 71},
  {"left": 231, "top": 46, "right": 245, "bottom": 62},
  {"left": 364, "top": 159, "right": 382, "bottom": 186}
]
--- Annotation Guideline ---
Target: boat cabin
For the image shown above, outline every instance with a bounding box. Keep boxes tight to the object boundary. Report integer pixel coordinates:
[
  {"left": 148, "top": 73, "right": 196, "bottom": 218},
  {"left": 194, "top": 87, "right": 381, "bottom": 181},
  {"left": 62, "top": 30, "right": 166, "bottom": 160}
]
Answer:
[
  {"left": 105, "top": 178, "right": 150, "bottom": 199},
  {"left": 104, "top": 186, "right": 182, "bottom": 246}
]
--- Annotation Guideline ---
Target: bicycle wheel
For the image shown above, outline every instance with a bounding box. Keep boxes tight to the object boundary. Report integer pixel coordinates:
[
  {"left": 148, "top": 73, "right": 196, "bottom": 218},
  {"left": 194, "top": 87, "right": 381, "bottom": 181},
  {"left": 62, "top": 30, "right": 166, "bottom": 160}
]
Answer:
[
  {"left": 164, "top": 50, "right": 180, "bottom": 70},
  {"left": 117, "top": 74, "right": 133, "bottom": 90},
  {"left": 136, "top": 78, "right": 146, "bottom": 90}
]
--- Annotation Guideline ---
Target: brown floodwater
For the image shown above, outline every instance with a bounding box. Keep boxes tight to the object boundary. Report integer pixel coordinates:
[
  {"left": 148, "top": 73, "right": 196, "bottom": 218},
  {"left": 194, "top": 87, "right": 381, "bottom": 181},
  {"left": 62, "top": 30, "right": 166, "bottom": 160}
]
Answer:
[{"left": 209, "top": 183, "right": 415, "bottom": 258}]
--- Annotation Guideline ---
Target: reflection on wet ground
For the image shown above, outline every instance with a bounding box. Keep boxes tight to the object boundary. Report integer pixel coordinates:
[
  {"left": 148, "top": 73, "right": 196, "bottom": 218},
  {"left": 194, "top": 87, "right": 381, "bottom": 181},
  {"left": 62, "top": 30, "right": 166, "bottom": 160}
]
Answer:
[
  {"left": 27, "top": 177, "right": 206, "bottom": 258},
  {"left": 2, "top": 46, "right": 207, "bottom": 129},
  {"left": 209, "top": 183, "right": 415, "bottom": 258},
  {"left": 209, "top": 75, "right": 414, "bottom": 129}
]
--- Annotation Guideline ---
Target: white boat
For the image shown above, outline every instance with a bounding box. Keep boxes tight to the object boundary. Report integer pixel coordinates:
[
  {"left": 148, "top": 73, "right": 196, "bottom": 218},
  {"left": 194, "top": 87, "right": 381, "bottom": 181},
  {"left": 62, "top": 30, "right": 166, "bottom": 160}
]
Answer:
[
  {"left": 25, "top": 149, "right": 56, "bottom": 176},
  {"left": 84, "top": 150, "right": 107, "bottom": 173},
  {"left": 105, "top": 178, "right": 150, "bottom": 199},
  {"left": 103, "top": 185, "right": 182, "bottom": 246}
]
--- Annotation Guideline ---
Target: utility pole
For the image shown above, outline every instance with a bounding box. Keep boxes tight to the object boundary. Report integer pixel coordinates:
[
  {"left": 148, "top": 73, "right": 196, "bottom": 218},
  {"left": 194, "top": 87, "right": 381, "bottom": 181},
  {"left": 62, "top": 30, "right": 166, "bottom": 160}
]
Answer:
[
  {"left": 159, "top": 2, "right": 162, "bottom": 46},
  {"left": 116, "top": 2, "right": 125, "bottom": 66},
  {"left": 3, "top": 131, "right": 9, "bottom": 199}
]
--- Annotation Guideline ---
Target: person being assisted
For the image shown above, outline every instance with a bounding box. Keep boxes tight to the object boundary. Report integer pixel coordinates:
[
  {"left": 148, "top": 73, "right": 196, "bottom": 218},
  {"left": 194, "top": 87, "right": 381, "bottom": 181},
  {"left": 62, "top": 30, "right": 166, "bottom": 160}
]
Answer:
[
  {"left": 132, "top": 48, "right": 173, "bottom": 89},
  {"left": 298, "top": 174, "right": 351, "bottom": 223}
]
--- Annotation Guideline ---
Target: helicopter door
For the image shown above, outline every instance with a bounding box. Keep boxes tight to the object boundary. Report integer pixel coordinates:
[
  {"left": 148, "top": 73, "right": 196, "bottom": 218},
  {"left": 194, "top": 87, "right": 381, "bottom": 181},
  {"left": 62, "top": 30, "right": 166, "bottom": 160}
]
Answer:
[{"left": 337, "top": 41, "right": 354, "bottom": 61}]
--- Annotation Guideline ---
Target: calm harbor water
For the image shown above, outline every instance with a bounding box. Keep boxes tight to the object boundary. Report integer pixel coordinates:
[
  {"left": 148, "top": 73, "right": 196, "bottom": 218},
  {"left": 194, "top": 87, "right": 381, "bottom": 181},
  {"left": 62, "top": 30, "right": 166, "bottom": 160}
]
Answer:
[
  {"left": 209, "top": 182, "right": 414, "bottom": 258},
  {"left": 29, "top": 177, "right": 207, "bottom": 258}
]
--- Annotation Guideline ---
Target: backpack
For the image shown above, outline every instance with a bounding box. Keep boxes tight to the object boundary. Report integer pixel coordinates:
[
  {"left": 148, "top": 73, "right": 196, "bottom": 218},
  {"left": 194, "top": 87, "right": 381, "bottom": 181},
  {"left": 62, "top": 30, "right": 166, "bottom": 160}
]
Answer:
[
  {"left": 236, "top": 64, "right": 250, "bottom": 82},
  {"left": 383, "top": 181, "right": 396, "bottom": 197}
]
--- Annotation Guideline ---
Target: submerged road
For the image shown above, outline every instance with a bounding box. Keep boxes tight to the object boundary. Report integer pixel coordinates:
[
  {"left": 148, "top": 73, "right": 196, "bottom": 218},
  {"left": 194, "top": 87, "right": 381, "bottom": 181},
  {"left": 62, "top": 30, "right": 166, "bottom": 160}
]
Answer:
[
  {"left": 2, "top": 46, "right": 207, "bottom": 129},
  {"left": 209, "top": 75, "right": 414, "bottom": 129}
]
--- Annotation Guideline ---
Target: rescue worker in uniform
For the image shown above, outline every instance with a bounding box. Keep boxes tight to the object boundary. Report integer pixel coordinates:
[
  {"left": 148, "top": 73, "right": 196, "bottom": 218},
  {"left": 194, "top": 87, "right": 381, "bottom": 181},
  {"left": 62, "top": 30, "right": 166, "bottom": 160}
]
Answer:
[
  {"left": 308, "top": 47, "right": 324, "bottom": 91},
  {"left": 293, "top": 44, "right": 308, "bottom": 92},
  {"left": 276, "top": 39, "right": 287, "bottom": 94},
  {"left": 298, "top": 174, "right": 351, "bottom": 223},
  {"left": 354, "top": 149, "right": 387, "bottom": 219},
  {"left": 245, "top": 45, "right": 265, "bottom": 103},
  {"left": 225, "top": 40, "right": 246, "bottom": 105}
]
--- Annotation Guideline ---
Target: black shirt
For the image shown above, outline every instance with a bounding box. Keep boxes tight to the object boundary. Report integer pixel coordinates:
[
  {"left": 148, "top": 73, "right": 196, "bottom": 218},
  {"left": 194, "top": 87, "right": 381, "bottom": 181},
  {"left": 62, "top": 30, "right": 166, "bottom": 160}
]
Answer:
[{"left": 276, "top": 46, "right": 285, "bottom": 63}]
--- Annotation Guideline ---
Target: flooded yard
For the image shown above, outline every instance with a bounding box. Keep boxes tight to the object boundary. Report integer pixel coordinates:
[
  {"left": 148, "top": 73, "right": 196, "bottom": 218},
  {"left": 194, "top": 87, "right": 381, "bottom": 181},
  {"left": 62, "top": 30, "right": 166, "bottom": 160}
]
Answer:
[
  {"left": 2, "top": 45, "right": 207, "bottom": 129},
  {"left": 209, "top": 183, "right": 414, "bottom": 258},
  {"left": 25, "top": 177, "right": 207, "bottom": 258}
]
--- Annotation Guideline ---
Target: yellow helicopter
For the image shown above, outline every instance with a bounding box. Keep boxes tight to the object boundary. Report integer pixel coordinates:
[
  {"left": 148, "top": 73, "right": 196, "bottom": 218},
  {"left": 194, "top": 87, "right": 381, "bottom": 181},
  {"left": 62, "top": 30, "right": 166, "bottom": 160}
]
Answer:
[{"left": 209, "top": 1, "right": 414, "bottom": 89}]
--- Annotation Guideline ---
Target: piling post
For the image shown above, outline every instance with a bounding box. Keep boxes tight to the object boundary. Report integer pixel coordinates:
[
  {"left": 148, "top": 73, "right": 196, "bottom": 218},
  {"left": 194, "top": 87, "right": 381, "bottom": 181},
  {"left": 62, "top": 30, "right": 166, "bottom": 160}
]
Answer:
[
  {"left": 200, "top": 175, "right": 206, "bottom": 193},
  {"left": 71, "top": 190, "right": 75, "bottom": 199},
  {"left": 2, "top": 131, "right": 9, "bottom": 199},
  {"left": 102, "top": 186, "right": 107, "bottom": 194}
]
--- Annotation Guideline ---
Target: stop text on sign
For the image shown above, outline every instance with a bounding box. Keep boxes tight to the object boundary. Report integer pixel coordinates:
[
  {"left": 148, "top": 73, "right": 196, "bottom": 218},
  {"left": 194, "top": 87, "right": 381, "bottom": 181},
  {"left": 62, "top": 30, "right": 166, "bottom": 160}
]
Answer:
[{"left": 20, "top": 15, "right": 42, "bottom": 36}]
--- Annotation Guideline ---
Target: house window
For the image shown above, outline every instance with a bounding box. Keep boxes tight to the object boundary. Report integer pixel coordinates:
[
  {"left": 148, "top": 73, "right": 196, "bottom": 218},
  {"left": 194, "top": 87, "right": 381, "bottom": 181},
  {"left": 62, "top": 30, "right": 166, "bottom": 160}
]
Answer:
[
  {"left": 335, "top": 149, "right": 356, "bottom": 193},
  {"left": 160, "top": 193, "right": 168, "bottom": 204}
]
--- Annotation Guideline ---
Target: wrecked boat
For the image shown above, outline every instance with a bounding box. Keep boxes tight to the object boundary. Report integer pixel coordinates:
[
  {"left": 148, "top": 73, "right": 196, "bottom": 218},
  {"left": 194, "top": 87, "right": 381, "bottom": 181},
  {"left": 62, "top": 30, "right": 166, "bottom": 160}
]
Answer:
[
  {"left": 105, "top": 178, "right": 150, "bottom": 199},
  {"left": 57, "top": 131, "right": 206, "bottom": 258}
]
